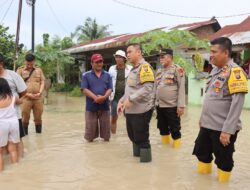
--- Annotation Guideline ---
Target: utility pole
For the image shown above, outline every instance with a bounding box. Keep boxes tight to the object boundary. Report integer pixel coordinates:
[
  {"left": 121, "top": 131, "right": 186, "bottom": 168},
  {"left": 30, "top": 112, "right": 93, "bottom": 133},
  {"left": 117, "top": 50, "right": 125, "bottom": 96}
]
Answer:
[
  {"left": 14, "top": 0, "right": 23, "bottom": 70},
  {"left": 26, "top": 0, "right": 36, "bottom": 53}
]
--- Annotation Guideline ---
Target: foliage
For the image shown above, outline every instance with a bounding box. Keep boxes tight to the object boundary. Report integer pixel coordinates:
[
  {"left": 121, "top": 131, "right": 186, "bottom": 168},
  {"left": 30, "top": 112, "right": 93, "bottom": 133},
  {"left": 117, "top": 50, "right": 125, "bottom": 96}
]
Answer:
[
  {"left": 69, "top": 86, "right": 83, "bottom": 97},
  {"left": 193, "top": 52, "right": 204, "bottom": 72},
  {"left": 73, "top": 17, "right": 112, "bottom": 42},
  {"left": 50, "top": 83, "right": 75, "bottom": 92},
  {"left": 130, "top": 29, "right": 209, "bottom": 74},
  {"left": 17, "top": 34, "right": 75, "bottom": 80},
  {"left": 0, "top": 25, "right": 24, "bottom": 69}
]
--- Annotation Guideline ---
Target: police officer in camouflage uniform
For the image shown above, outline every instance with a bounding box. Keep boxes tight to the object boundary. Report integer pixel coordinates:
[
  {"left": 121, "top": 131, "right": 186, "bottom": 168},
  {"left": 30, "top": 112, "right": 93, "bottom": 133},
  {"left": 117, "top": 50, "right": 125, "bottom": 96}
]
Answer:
[
  {"left": 155, "top": 48, "right": 185, "bottom": 149},
  {"left": 117, "top": 43, "right": 155, "bottom": 163},
  {"left": 193, "top": 37, "right": 248, "bottom": 182},
  {"left": 17, "top": 53, "right": 45, "bottom": 134}
]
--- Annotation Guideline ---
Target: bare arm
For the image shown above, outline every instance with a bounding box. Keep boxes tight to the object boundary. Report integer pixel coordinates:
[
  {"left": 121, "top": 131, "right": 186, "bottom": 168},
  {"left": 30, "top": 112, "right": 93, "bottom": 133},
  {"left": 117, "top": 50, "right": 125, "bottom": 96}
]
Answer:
[{"left": 82, "top": 89, "right": 97, "bottom": 101}]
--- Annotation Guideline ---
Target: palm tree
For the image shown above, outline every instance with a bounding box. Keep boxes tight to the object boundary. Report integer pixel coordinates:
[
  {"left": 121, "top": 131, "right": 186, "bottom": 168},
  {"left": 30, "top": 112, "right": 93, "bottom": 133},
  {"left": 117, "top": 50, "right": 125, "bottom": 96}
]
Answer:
[{"left": 74, "top": 17, "right": 112, "bottom": 42}]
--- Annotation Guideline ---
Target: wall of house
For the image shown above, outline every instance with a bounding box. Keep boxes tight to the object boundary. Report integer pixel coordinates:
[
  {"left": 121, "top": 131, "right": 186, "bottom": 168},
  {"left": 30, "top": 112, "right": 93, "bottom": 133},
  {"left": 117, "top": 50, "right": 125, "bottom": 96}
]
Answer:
[
  {"left": 188, "top": 73, "right": 250, "bottom": 109},
  {"left": 192, "top": 26, "right": 217, "bottom": 39},
  {"left": 188, "top": 73, "right": 206, "bottom": 105}
]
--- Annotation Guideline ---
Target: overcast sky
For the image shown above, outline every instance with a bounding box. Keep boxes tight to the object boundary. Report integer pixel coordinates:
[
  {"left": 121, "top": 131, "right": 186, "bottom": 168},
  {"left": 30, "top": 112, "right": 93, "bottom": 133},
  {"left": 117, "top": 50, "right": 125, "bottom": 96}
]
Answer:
[{"left": 1, "top": 0, "right": 249, "bottom": 49}]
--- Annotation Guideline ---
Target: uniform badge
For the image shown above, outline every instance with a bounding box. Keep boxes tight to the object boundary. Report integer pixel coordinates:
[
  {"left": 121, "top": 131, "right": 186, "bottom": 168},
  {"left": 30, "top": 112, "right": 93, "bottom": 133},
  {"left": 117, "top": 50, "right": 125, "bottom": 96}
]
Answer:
[
  {"left": 213, "top": 81, "right": 221, "bottom": 93},
  {"left": 215, "top": 87, "right": 220, "bottom": 93},
  {"left": 165, "top": 79, "right": 173, "bottom": 84},
  {"left": 233, "top": 69, "right": 241, "bottom": 79},
  {"left": 139, "top": 63, "right": 155, "bottom": 84},
  {"left": 214, "top": 81, "right": 221, "bottom": 87}
]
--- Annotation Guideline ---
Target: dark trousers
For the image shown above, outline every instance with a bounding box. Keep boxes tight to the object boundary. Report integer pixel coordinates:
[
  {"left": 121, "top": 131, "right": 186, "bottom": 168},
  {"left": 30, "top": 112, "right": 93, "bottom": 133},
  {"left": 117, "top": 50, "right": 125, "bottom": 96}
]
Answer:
[
  {"left": 19, "top": 119, "right": 26, "bottom": 138},
  {"left": 193, "top": 127, "right": 238, "bottom": 172},
  {"left": 125, "top": 109, "right": 153, "bottom": 148},
  {"left": 156, "top": 107, "right": 181, "bottom": 140},
  {"left": 84, "top": 110, "right": 110, "bottom": 141}
]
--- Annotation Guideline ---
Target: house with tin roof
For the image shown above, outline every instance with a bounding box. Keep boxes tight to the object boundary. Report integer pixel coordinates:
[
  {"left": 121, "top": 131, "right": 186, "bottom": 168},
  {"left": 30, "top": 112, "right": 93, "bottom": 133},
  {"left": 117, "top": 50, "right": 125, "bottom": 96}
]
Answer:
[{"left": 65, "top": 18, "right": 220, "bottom": 73}]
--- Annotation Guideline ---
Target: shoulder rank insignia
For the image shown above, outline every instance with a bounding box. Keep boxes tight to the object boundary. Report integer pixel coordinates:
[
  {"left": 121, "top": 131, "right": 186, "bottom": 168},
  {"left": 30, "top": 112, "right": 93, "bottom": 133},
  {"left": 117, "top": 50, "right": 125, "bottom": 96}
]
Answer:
[
  {"left": 228, "top": 67, "right": 248, "bottom": 94},
  {"left": 139, "top": 63, "right": 155, "bottom": 84}
]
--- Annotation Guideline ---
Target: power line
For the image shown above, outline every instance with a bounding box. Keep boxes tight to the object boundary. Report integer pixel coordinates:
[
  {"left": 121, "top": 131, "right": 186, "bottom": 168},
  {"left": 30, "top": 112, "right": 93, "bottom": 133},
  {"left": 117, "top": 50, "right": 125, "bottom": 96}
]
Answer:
[
  {"left": 112, "top": 0, "right": 250, "bottom": 19},
  {"left": 0, "top": 0, "right": 14, "bottom": 25},
  {"left": 45, "top": 0, "right": 68, "bottom": 34}
]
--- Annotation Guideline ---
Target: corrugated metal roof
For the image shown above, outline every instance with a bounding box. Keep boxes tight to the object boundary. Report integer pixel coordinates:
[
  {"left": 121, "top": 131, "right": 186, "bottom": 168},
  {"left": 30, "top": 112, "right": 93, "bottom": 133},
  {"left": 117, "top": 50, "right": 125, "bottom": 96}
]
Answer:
[
  {"left": 210, "top": 16, "right": 250, "bottom": 44},
  {"left": 65, "top": 33, "right": 143, "bottom": 54},
  {"left": 230, "top": 31, "right": 250, "bottom": 45},
  {"left": 65, "top": 18, "right": 219, "bottom": 54}
]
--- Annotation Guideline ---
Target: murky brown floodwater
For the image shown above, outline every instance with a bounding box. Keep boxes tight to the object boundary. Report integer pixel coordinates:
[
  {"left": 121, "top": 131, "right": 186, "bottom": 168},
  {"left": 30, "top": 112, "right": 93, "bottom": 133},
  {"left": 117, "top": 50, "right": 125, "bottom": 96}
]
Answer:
[{"left": 0, "top": 92, "right": 249, "bottom": 190}]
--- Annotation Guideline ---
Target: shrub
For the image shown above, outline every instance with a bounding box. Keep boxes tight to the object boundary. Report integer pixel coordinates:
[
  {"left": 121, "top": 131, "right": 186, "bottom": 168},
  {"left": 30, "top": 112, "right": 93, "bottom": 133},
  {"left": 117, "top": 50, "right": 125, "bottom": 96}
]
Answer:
[
  {"left": 50, "top": 83, "right": 74, "bottom": 92},
  {"left": 69, "top": 86, "right": 83, "bottom": 97}
]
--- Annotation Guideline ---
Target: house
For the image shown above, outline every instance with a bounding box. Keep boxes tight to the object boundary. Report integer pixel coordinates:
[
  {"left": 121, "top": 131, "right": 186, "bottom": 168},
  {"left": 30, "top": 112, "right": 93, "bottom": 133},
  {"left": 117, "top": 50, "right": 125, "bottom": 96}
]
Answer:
[
  {"left": 65, "top": 18, "right": 221, "bottom": 73},
  {"left": 189, "top": 16, "right": 250, "bottom": 108}
]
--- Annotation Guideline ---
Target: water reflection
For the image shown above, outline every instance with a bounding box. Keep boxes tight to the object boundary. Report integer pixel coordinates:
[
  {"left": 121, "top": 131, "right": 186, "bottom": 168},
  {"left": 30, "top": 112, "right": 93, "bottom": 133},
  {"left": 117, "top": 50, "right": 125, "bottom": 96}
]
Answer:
[{"left": 0, "top": 93, "right": 249, "bottom": 190}]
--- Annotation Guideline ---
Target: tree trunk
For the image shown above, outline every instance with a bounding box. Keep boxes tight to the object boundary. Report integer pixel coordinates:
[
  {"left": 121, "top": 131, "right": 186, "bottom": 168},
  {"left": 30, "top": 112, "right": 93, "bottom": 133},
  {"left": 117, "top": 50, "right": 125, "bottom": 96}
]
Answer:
[{"left": 57, "top": 62, "right": 65, "bottom": 84}]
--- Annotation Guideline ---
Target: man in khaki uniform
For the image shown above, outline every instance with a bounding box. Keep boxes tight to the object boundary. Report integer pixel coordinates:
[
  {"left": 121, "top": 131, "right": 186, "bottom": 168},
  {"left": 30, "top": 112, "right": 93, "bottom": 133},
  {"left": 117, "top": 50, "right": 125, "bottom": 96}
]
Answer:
[
  {"left": 17, "top": 53, "right": 45, "bottom": 134},
  {"left": 155, "top": 48, "right": 185, "bottom": 149},
  {"left": 193, "top": 37, "right": 247, "bottom": 182},
  {"left": 117, "top": 43, "right": 155, "bottom": 163}
]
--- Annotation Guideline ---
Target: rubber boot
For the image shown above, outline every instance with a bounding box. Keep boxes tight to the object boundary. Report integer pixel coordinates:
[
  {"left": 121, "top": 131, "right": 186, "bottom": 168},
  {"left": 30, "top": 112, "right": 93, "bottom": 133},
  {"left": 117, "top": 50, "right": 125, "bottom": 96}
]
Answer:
[
  {"left": 218, "top": 169, "right": 231, "bottom": 182},
  {"left": 140, "top": 148, "right": 152, "bottom": 163},
  {"left": 24, "top": 127, "right": 28, "bottom": 135},
  {"left": 133, "top": 143, "right": 140, "bottom": 157},
  {"left": 197, "top": 161, "right": 212, "bottom": 174},
  {"left": 173, "top": 138, "right": 181, "bottom": 149},
  {"left": 23, "top": 123, "right": 29, "bottom": 135},
  {"left": 35, "top": 125, "right": 42, "bottom": 134},
  {"left": 161, "top": 135, "right": 170, "bottom": 144}
]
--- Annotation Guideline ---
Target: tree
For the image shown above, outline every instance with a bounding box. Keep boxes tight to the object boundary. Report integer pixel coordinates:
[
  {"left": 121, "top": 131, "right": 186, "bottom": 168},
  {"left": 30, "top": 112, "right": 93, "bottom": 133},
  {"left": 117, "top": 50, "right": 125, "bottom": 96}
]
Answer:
[
  {"left": 73, "top": 17, "right": 112, "bottom": 42},
  {"left": 130, "top": 29, "right": 209, "bottom": 74},
  {"left": 36, "top": 35, "right": 74, "bottom": 83},
  {"left": 0, "top": 25, "right": 15, "bottom": 69},
  {"left": 17, "top": 34, "right": 74, "bottom": 84}
]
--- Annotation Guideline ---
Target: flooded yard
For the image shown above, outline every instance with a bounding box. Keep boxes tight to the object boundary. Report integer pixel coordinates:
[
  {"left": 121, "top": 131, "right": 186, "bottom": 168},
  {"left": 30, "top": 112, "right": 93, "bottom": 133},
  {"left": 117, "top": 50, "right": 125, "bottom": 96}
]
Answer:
[{"left": 0, "top": 93, "right": 249, "bottom": 190}]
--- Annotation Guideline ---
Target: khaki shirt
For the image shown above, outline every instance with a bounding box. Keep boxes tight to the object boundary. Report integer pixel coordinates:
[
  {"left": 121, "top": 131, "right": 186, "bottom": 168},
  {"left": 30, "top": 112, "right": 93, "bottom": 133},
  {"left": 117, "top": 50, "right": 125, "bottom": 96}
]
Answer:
[
  {"left": 17, "top": 66, "right": 45, "bottom": 94},
  {"left": 155, "top": 63, "right": 185, "bottom": 108},
  {"left": 121, "top": 59, "right": 155, "bottom": 114},
  {"left": 200, "top": 59, "right": 247, "bottom": 135}
]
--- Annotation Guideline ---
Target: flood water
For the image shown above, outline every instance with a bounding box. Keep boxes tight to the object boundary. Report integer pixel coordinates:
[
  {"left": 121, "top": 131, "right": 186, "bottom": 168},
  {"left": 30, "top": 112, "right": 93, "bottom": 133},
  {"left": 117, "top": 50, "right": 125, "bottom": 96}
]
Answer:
[{"left": 0, "top": 93, "right": 249, "bottom": 190}]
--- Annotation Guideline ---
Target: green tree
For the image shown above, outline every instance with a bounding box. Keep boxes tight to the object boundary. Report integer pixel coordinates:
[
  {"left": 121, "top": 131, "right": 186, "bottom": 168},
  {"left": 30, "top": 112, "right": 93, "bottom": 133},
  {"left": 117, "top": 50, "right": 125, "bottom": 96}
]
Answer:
[
  {"left": 0, "top": 25, "right": 15, "bottom": 68},
  {"left": 130, "top": 29, "right": 209, "bottom": 74},
  {"left": 17, "top": 34, "right": 74, "bottom": 84},
  {"left": 73, "top": 17, "right": 112, "bottom": 42}
]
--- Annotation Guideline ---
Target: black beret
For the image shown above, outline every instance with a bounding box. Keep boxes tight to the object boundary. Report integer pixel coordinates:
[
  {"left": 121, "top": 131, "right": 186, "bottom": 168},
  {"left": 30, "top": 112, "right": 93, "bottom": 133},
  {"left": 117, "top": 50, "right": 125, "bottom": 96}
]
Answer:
[{"left": 158, "top": 48, "right": 173, "bottom": 56}]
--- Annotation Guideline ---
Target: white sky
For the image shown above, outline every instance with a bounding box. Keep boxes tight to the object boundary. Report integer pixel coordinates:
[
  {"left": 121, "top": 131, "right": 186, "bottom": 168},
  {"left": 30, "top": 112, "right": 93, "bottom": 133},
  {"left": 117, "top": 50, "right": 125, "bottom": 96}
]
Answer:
[{"left": 1, "top": 0, "right": 249, "bottom": 49}]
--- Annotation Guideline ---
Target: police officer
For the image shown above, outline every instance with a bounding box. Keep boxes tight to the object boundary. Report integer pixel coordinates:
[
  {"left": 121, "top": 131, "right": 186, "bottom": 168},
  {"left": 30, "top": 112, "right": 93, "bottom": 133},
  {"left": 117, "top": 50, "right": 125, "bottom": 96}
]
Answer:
[
  {"left": 155, "top": 48, "right": 185, "bottom": 149},
  {"left": 117, "top": 43, "right": 155, "bottom": 162},
  {"left": 193, "top": 37, "right": 248, "bottom": 182},
  {"left": 17, "top": 53, "right": 45, "bottom": 134}
]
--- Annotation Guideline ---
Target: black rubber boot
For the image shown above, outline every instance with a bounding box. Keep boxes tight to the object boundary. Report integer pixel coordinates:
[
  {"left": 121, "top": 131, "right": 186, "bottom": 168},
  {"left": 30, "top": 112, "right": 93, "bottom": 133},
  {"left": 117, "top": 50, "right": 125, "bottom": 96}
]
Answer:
[
  {"left": 23, "top": 123, "right": 29, "bottom": 135},
  {"left": 35, "top": 125, "right": 42, "bottom": 133},
  {"left": 133, "top": 143, "right": 140, "bottom": 157},
  {"left": 24, "top": 127, "right": 28, "bottom": 135},
  {"left": 140, "top": 147, "right": 152, "bottom": 163}
]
